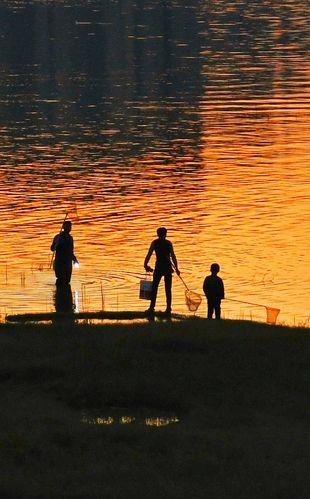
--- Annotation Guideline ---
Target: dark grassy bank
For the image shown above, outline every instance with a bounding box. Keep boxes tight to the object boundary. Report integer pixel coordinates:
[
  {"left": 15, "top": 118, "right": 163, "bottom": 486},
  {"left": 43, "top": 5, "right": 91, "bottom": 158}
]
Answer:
[{"left": 0, "top": 318, "right": 309, "bottom": 498}]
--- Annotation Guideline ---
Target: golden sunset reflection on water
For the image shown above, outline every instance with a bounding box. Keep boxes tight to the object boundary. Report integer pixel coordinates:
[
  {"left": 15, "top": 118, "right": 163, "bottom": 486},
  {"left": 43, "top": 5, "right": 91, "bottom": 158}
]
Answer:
[{"left": 0, "top": 0, "right": 309, "bottom": 326}]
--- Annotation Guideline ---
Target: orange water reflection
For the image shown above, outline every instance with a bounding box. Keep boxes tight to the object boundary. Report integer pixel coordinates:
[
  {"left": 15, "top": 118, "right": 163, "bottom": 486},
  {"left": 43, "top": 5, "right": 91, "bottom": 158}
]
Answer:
[{"left": 0, "top": 1, "right": 309, "bottom": 326}]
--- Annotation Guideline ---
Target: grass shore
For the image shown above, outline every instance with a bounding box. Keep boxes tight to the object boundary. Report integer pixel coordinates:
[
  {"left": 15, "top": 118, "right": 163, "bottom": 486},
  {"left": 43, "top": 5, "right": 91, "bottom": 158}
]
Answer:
[{"left": 0, "top": 318, "right": 308, "bottom": 498}]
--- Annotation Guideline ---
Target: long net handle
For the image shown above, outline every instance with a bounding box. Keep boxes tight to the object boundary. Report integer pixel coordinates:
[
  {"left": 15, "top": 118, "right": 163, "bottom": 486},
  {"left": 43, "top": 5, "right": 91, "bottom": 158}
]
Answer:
[
  {"left": 177, "top": 273, "right": 190, "bottom": 291},
  {"left": 171, "top": 262, "right": 189, "bottom": 290},
  {"left": 225, "top": 297, "right": 266, "bottom": 308}
]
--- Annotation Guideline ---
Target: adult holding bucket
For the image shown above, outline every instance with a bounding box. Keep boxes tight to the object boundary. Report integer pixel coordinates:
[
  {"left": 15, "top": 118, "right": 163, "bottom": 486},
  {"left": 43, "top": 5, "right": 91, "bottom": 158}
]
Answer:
[{"left": 144, "top": 227, "right": 180, "bottom": 315}]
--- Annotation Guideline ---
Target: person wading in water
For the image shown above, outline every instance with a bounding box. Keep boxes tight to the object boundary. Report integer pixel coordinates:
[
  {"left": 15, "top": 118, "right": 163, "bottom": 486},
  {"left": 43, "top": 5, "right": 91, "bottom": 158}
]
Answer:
[
  {"left": 144, "top": 227, "right": 180, "bottom": 315},
  {"left": 51, "top": 220, "right": 78, "bottom": 286}
]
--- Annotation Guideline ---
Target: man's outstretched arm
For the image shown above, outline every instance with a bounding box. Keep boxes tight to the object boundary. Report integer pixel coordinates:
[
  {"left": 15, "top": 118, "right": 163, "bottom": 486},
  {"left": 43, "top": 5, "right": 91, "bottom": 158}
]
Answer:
[{"left": 144, "top": 241, "right": 155, "bottom": 272}]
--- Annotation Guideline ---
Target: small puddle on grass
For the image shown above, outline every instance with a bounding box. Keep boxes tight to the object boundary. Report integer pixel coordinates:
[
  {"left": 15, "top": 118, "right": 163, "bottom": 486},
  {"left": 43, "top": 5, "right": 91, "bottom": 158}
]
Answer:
[{"left": 81, "top": 414, "right": 180, "bottom": 427}]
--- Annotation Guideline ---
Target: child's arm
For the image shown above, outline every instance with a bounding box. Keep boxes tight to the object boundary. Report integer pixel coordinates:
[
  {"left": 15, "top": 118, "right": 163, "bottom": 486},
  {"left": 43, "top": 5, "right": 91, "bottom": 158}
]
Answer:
[{"left": 220, "top": 279, "right": 225, "bottom": 299}]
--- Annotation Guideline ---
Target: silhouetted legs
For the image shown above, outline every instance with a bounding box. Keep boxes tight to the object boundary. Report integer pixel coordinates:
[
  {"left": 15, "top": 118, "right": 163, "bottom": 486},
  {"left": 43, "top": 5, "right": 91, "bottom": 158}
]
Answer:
[
  {"left": 55, "top": 261, "right": 72, "bottom": 286},
  {"left": 149, "top": 268, "right": 172, "bottom": 312},
  {"left": 207, "top": 299, "right": 221, "bottom": 319}
]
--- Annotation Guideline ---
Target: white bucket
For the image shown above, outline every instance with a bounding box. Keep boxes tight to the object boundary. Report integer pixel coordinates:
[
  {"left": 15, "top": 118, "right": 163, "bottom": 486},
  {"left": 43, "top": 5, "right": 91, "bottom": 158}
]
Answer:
[{"left": 139, "top": 279, "right": 152, "bottom": 300}]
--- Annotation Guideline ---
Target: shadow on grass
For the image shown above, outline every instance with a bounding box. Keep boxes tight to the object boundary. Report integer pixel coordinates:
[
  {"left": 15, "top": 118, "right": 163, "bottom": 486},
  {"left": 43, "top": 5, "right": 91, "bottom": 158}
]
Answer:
[{"left": 0, "top": 319, "right": 308, "bottom": 497}]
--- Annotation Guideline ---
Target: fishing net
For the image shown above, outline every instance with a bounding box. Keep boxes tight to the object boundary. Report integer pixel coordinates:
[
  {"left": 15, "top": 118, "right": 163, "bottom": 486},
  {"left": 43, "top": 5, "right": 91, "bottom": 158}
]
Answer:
[
  {"left": 226, "top": 298, "right": 280, "bottom": 325},
  {"left": 266, "top": 307, "right": 280, "bottom": 325},
  {"left": 185, "top": 289, "right": 202, "bottom": 312}
]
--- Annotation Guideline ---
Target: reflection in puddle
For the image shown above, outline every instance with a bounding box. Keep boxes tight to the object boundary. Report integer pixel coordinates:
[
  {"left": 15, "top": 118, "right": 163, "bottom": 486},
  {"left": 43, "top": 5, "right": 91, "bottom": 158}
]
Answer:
[
  {"left": 145, "top": 417, "right": 179, "bottom": 427},
  {"left": 82, "top": 415, "right": 180, "bottom": 427}
]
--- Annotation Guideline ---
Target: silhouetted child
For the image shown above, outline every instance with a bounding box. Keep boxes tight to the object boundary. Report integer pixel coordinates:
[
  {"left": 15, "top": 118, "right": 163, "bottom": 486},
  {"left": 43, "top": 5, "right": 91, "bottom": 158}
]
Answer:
[{"left": 203, "top": 263, "right": 225, "bottom": 319}]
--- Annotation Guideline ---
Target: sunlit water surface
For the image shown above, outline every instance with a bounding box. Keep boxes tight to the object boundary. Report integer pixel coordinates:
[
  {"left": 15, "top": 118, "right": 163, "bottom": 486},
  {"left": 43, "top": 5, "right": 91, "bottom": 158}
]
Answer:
[{"left": 0, "top": 0, "right": 309, "bottom": 326}]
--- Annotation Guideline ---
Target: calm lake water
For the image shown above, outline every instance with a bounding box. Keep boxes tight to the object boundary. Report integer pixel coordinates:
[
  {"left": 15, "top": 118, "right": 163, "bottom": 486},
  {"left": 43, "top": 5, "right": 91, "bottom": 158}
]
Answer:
[{"left": 0, "top": 0, "right": 309, "bottom": 325}]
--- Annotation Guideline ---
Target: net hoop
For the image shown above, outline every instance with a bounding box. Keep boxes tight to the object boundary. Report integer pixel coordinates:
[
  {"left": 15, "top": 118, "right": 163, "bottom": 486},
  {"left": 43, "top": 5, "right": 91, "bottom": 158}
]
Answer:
[
  {"left": 266, "top": 307, "right": 280, "bottom": 325},
  {"left": 185, "top": 289, "right": 202, "bottom": 312}
]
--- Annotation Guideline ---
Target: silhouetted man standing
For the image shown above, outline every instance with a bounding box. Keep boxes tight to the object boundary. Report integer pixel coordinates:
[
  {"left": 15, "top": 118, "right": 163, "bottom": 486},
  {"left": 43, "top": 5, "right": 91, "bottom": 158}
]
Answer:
[
  {"left": 51, "top": 220, "right": 78, "bottom": 286},
  {"left": 144, "top": 227, "right": 180, "bottom": 314}
]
